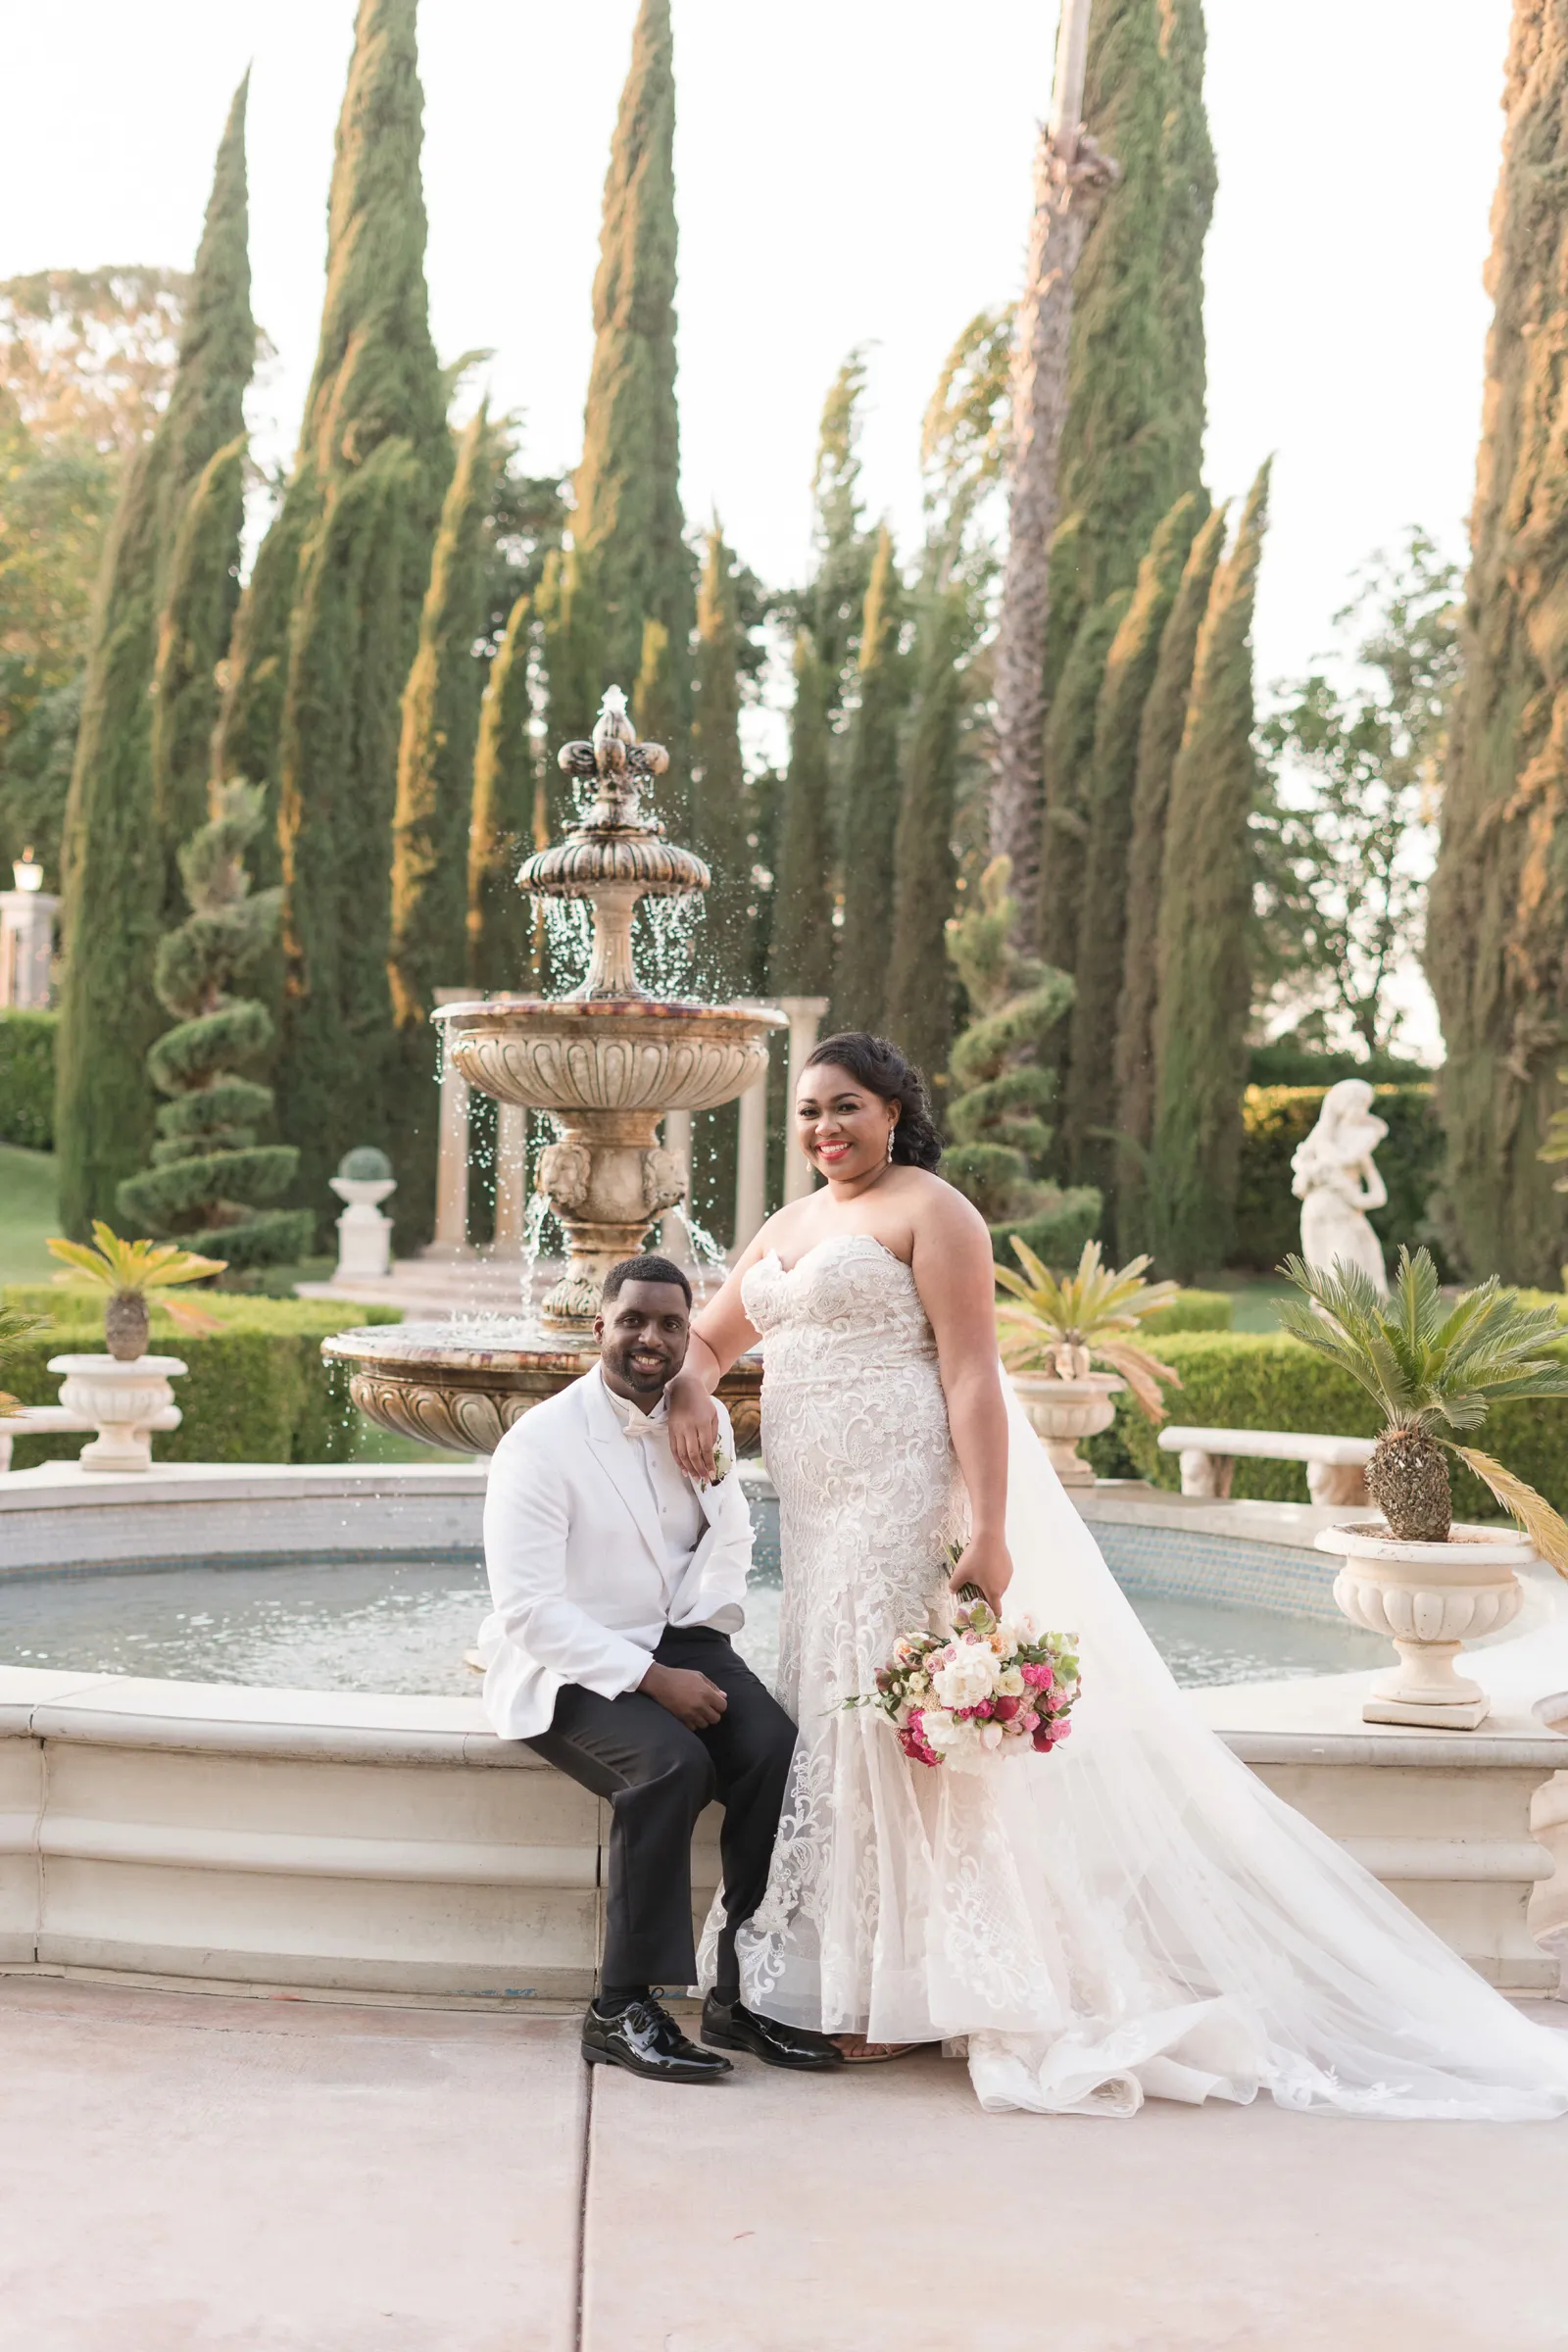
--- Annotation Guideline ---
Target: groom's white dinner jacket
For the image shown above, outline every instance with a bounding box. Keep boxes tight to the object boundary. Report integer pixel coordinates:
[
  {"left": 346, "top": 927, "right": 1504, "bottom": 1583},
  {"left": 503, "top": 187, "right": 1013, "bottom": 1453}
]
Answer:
[{"left": 478, "top": 1363, "right": 754, "bottom": 1740}]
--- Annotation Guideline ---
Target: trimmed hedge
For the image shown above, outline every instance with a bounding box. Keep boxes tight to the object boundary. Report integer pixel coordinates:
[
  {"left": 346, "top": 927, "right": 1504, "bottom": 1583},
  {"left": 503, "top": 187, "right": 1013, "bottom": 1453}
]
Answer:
[
  {"left": 0, "top": 1289, "right": 400, "bottom": 1467},
  {"left": 1095, "top": 1327, "right": 1568, "bottom": 1520},
  {"left": 1141, "top": 1289, "right": 1232, "bottom": 1336},
  {"left": 1233, "top": 1084, "right": 1444, "bottom": 1275},
  {"left": 0, "top": 1009, "right": 57, "bottom": 1151}
]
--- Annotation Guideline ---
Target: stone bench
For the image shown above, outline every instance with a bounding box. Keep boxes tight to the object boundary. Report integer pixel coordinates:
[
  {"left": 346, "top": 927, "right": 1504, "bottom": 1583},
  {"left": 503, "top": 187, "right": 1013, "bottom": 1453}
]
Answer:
[
  {"left": 0, "top": 1404, "right": 94, "bottom": 1477},
  {"left": 1157, "top": 1424, "right": 1374, "bottom": 1506}
]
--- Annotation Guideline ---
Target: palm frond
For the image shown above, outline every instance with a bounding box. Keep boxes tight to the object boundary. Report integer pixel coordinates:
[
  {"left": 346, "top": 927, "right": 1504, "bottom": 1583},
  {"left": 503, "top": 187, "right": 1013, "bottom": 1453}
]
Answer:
[
  {"left": 1093, "top": 1340, "right": 1181, "bottom": 1424},
  {"left": 1446, "top": 1443, "right": 1568, "bottom": 1579}
]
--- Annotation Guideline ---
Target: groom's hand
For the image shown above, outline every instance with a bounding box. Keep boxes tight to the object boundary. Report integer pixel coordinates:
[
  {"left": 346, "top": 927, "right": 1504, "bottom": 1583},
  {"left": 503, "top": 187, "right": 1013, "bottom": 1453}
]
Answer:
[{"left": 641, "top": 1662, "right": 728, "bottom": 1729}]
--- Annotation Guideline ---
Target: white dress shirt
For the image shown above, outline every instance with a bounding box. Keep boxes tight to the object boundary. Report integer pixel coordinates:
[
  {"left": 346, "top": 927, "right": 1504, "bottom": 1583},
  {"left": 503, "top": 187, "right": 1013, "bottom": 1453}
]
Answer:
[{"left": 598, "top": 1378, "right": 707, "bottom": 1594}]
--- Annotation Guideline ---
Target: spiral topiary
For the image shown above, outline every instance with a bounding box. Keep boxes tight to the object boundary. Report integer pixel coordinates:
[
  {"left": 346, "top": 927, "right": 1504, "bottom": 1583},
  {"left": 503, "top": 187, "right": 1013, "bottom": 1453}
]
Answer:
[
  {"left": 116, "top": 783, "right": 316, "bottom": 1270},
  {"left": 943, "top": 856, "right": 1101, "bottom": 1264}
]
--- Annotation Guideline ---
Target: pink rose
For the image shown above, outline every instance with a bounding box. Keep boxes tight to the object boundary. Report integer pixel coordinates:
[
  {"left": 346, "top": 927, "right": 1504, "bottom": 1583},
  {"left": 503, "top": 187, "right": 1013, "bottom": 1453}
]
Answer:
[{"left": 1022, "top": 1662, "right": 1054, "bottom": 1691}]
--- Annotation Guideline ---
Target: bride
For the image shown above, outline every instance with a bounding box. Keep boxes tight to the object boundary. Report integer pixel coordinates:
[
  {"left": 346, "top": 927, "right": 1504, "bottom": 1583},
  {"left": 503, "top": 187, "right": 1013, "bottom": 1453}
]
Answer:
[{"left": 668, "top": 1030, "right": 1568, "bottom": 2119}]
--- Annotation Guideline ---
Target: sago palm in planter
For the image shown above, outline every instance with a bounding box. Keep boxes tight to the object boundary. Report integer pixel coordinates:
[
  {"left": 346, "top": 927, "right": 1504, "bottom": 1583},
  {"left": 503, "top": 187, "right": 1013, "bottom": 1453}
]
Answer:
[
  {"left": 1281, "top": 1247, "right": 1568, "bottom": 1728},
  {"left": 47, "top": 1223, "right": 226, "bottom": 1361},
  {"left": 995, "top": 1239, "right": 1181, "bottom": 1486}
]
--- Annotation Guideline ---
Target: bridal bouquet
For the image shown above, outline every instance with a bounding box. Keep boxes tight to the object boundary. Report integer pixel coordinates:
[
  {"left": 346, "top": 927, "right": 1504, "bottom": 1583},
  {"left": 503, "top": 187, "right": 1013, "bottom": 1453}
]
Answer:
[{"left": 855, "top": 1598, "right": 1081, "bottom": 1774}]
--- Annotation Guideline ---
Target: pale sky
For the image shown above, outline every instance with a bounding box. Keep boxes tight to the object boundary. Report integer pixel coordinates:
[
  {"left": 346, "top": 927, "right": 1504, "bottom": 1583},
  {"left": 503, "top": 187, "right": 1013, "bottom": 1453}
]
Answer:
[{"left": 4, "top": 0, "right": 1514, "bottom": 1054}]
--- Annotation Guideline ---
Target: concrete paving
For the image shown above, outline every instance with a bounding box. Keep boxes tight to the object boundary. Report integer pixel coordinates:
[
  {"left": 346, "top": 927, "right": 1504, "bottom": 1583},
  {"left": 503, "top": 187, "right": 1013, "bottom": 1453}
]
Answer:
[{"left": 3, "top": 1978, "right": 1567, "bottom": 2352}]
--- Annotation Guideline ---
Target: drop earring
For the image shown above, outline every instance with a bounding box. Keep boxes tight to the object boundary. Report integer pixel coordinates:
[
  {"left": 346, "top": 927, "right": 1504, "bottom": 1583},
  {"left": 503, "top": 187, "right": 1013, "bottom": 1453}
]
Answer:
[{"left": 886, "top": 1125, "right": 896, "bottom": 1163}]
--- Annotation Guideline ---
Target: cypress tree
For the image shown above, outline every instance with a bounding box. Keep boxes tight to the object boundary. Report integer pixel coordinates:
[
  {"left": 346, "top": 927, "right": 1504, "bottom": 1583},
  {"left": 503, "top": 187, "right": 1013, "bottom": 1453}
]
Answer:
[
  {"left": 386, "top": 407, "right": 501, "bottom": 1243},
  {"left": 117, "top": 783, "right": 313, "bottom": 1268},
  {"left": 885, "top": 585, "right": 964, "bottom": 1084},
  {"left": 1112, "top": 498, "right": 1228, "bottom": 1255},
  {"left": 272, "top": 0, "right": 453, "bottom": 1226},
  {"left": 632, "top": 616, "right": 687, "bottom": 838},
  {"left": 1046, "top": 0, "right": 1214, "bottom": 695},
  {"left": 56, "top": 75, "right": 254, "bottom": 1233},
  {"left": 571, "top": 0, "right": 692, "bottom": 757},
  {"left": 468, "top": 589, "right": 538, "bottom": 992},
  {"left": 150, "top": 432, "right": 248, "bottom": 905},
  {"left": 1061, "top": 489, "right": 1206, "bottom": 1185},
  {"left": 834, "top": 526, "right": 906, "bottom": 1031},
  {"left": 691, "top": 522, "right": 751, "bottom": 993},
  {"left": 1427, "top": 0, "right": 1568, "bottom": 1282},
  {"left": 1148, "top": 461, "right": 1269, "bottom": 1279},
  {"left": 1037, "top": 588, "right": 1130, "bottom": 1008},
  {"left": 807, "top": 352, "right": 874, "bottom": 697},
  {"left": 536, "top": 546, "right": 602, "bottom": 838},
  {"left": 768, "top": 632, "right": 835, "bottom": 997}
]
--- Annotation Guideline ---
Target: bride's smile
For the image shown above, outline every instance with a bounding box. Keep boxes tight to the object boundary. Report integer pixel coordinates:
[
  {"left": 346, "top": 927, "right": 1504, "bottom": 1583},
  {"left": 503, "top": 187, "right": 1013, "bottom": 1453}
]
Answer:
[{"left": 794, "top": 1069, "right": 901, "bottom": 1188}]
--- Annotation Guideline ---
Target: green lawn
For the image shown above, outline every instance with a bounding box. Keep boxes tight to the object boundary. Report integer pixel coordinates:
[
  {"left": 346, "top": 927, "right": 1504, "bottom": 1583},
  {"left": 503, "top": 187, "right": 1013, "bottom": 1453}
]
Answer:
[{"left": 0, "top": 1143, "right": 59, "bottom": 1283}]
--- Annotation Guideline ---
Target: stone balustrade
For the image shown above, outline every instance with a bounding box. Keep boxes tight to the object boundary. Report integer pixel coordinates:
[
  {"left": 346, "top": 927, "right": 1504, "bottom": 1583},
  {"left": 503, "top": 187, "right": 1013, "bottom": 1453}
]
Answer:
[{"left": 1159, "top": 1423, "right": 1374, "bottom": 1506}]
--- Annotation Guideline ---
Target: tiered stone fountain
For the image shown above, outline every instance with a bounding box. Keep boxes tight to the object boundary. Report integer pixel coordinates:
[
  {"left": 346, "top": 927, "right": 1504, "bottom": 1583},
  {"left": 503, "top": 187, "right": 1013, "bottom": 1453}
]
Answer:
[{"left": 322, "top": 689, "right": 781, "bottom": 1452}]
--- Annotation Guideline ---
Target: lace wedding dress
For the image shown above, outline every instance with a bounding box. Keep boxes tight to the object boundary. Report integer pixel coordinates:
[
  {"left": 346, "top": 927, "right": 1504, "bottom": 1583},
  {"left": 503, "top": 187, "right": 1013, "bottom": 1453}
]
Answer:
[{"left": 704, "top": 1231, "right": 1568, "bottom": 2120}]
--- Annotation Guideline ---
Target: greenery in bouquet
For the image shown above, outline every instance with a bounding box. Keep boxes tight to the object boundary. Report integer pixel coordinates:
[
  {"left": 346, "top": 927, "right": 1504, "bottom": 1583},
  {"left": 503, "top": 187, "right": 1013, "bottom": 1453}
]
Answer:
[
  {"left": 854, "top": 1596, "right": 1081, "bottom": 1772},
  {"left": 996, "top": 1236, "right": 1182, "bottom": 1421}
]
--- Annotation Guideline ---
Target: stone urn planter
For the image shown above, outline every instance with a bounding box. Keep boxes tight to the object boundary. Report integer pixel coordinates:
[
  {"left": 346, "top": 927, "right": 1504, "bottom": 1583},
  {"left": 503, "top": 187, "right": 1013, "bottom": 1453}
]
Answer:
[
  {"left": 1314, "top": 1519, "right": 1534, "bottom": 1730},
  {"left": 47, "top": 1353, "right": 185, "bottom": 1472},
  {"left": 1009, "top": 1371, "right": 1124, "bottom": 1488}
]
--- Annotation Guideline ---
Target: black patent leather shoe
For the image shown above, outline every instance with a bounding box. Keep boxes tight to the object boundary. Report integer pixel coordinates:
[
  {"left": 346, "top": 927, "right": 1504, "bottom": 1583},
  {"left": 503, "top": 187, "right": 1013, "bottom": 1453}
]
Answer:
[
  {"left": 581, "top": 1996, "right": 733, "bottom": 2083},
  {"left": 701, "top": 1994, "right": 845, "bottom": 2071}
]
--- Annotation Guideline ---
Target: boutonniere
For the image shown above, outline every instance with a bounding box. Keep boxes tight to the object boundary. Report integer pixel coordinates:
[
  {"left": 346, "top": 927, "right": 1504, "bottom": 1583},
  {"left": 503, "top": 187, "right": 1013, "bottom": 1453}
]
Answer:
[{"left": 702, "top": 1438, "right": 732, "bottom": 1490}]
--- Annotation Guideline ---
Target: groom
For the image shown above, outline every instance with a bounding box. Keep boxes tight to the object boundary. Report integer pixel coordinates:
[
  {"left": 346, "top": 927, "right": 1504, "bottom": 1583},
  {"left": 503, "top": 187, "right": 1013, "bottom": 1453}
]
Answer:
[{"left": 480, "top": 1253, "right": 840, "bottom": 2083}]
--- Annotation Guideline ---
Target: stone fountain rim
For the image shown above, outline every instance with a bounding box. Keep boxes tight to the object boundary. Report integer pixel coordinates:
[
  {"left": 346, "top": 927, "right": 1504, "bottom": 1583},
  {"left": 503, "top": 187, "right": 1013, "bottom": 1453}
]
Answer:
[{"left": 429, "top": 995, "right": 787, "bottom": 1026}]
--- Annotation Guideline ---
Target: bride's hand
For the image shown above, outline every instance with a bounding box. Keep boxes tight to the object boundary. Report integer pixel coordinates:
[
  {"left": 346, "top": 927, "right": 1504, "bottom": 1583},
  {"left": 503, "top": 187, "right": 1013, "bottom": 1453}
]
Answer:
[
  {"left": 950, "top": 1532, "right": 1012, "bottom": 1617},
  {"left": 667, "top": 1370, "right": 719, "bottom": 1482}
]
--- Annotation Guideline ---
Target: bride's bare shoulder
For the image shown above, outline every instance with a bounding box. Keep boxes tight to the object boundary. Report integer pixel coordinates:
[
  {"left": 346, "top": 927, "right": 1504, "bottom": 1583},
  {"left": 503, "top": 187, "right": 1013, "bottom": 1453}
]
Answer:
[{"left": 903, "top": 1167, "right": 990, "bottom": 1247}]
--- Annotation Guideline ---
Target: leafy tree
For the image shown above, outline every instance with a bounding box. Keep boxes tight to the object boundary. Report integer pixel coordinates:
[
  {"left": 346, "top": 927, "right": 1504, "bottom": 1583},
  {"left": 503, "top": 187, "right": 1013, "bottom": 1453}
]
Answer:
[
  {"left": 117, "top": 782, "right": 313, "bottom": 1270},
  {"left": 0, "top": 267, "right": 187, "bottom": 457},
  {"left": 1149, "top": 460, "right": 1270, "bottom": 1278},
  {"left": 1255, "top": 531, "right": 1459, "bottom": 1059},
  {"left": 55, "top": 78, "right": 254, "bottom": 1234}
]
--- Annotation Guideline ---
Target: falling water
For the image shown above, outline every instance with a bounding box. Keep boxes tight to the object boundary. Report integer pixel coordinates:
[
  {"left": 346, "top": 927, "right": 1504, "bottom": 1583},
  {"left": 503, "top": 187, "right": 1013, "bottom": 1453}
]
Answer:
[
  {"left": 636, "top": 893, "right": 704, "bottom": 999},
  {"left": 538, "top": 897, "right": 592, "bottom": 991}
]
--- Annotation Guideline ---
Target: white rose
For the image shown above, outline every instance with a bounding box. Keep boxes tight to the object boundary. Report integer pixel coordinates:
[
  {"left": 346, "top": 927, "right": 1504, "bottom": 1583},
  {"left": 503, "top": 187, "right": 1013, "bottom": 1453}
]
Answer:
[
  {"left": 931, "top": 1642, "right": 999, "bottom": 1711},
  {"left": 921, "top": 1707, "right": 959, "bottom": 1748},
  {"left": 997, "top": 1667, "right": 1025, "bottom": 1698},
  {"left": 980, "top": 1722, "right": 1004, "bottom": 1751}
]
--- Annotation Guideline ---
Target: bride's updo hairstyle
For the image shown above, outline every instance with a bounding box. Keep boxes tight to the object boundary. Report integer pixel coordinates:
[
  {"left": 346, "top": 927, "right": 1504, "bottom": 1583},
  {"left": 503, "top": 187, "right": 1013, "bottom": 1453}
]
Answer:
[{"left": 803, "top": 1032, "right": 943, "bottom": 1171}]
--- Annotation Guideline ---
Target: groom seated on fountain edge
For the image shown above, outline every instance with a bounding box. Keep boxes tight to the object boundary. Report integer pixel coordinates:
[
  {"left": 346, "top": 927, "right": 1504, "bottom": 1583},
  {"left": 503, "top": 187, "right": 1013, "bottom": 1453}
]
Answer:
[{"left": 478, "top": 1253, "right": 841, "bottom": 2083}]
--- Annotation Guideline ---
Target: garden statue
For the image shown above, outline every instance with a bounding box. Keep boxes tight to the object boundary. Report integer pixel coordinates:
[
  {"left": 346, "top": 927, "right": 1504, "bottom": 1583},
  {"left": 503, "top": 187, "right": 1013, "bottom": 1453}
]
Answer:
[{"left": 1291, "top": 1079, "right": 1390, "bottom": 1296}]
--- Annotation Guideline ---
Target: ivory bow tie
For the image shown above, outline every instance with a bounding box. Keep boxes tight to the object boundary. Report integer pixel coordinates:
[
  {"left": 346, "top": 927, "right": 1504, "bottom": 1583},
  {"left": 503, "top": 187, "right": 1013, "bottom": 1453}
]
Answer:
[{"left": 620, "top": 1406, "right": 663, "bottom": 1441}]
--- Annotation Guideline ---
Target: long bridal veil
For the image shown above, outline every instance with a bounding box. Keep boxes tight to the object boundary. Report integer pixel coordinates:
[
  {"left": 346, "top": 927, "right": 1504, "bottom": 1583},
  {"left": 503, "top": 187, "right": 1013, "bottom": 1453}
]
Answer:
[{"left": 967, "top": 1383, "right": 1568, "bottom": 2119}]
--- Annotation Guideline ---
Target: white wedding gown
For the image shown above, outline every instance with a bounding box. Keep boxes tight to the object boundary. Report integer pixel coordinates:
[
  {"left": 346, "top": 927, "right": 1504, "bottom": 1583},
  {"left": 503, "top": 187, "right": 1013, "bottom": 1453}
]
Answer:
[{"left": 704, "top": 1232, "right": 1568, "bottom": 2119}]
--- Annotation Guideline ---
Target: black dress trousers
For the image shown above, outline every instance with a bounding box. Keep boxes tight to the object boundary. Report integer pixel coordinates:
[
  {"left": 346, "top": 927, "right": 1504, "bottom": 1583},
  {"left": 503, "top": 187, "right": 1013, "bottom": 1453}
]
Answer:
[{"left": 525, "top": 1622, "right": 799, "bottom": 1997}]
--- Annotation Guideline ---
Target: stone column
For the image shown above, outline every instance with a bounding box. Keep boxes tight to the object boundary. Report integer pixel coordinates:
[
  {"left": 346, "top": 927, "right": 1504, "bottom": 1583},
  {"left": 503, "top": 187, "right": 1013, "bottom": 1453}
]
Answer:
[
  {"left": 732, "top": 1020, "right": 772, "bottom": 1254},
  {"left": 778, "top": 996, "right": 830, "bottom": 1203},
  {"left": 660, "top": 1108, "right": 693, "bottom": 1255},
  {"left": 0, "top": 858, "right": 58, "bottom": 1008},
  {"left": 431, "top": 988, "right": 476, "bottom": 1255},
  {"left": 493, "top": 1102, "right": 529, "bottom": 1250}
]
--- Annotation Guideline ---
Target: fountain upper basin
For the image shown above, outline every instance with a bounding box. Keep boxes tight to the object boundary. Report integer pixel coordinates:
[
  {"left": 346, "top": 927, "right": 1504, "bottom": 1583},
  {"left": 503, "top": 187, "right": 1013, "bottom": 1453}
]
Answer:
[{"left": 431, "top": 995, "right": 783, "bottom": 1116}]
